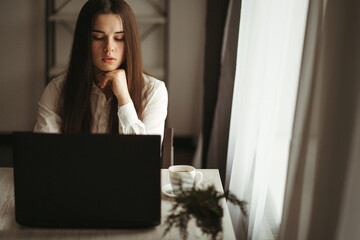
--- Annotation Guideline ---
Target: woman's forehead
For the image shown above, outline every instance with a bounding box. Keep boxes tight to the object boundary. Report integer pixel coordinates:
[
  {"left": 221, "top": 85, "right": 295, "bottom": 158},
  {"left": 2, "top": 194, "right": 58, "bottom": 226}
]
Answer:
[{"left": 92, "top": 13, "right": 123, "bottom": 32}]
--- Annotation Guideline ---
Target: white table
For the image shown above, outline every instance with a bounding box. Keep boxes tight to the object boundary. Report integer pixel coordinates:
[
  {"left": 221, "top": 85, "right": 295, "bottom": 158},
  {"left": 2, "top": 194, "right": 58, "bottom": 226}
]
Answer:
[{"left": 0, "top": 168, "right": 235, "bottom": 239}]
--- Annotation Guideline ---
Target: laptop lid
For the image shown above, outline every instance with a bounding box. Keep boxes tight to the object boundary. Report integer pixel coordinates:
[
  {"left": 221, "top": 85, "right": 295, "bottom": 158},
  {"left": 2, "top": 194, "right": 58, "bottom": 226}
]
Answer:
[{"left": 12, "top": 132, "right": 161, "bottom": 228}]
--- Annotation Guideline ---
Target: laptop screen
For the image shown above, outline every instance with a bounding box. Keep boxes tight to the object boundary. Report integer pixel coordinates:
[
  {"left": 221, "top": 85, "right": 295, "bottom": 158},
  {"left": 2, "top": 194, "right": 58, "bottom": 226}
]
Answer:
[{"left": 13, "top": 132, "right": 161, "bottom": 228}]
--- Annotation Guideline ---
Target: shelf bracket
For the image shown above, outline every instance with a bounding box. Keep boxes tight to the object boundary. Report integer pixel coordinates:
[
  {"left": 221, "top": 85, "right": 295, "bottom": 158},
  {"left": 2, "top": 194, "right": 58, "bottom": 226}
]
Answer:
[
  {"left": 144, "top": 0, "right": 166, "bottom": 16},
  {"left": 55, "top": 0, "right": 73, "bottom": 14},
  {"left": 141, "top": 24, "right": 162, "bottom": 41},
  {"left": 59, "top": 21, "right": 74, "bottom": 35}
]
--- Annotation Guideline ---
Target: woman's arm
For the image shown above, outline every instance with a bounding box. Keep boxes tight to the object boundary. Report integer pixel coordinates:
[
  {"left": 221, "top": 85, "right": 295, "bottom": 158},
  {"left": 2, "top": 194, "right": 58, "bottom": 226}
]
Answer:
[
  {"left": 117, "top": 80, "right": 168, "bottom": 140},
  {"left": 96, "top": 70, "right": 168, "bottom": 139}
]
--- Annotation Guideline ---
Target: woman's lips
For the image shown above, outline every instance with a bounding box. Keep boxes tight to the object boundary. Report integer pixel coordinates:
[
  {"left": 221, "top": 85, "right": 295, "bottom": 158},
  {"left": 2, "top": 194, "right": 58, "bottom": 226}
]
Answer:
[{"left": 102, "top": 57, "right": 116, "bottom": 63}]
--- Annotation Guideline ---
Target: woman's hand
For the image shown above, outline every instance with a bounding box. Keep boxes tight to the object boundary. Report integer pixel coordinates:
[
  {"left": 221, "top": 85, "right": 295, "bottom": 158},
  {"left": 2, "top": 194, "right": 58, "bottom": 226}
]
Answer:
[{"left": 96, "top": 69, "right": 131, "bottom": 106}]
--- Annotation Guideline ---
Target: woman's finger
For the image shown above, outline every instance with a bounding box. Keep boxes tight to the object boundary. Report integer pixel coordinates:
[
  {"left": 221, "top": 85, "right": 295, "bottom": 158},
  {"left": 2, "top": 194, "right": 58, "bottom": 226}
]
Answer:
[
  {"left": 97, "top": 74, "right": 112, "bottom": 89},
  {"left": 95, "top": 72, "right": 105, "bottom": 88}
]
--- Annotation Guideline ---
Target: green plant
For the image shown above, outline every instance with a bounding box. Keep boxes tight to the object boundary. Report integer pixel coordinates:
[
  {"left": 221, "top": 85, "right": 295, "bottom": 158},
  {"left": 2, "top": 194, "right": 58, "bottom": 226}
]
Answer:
[{"left": 163, "top": 184, "right": 247, "bottom": 240}]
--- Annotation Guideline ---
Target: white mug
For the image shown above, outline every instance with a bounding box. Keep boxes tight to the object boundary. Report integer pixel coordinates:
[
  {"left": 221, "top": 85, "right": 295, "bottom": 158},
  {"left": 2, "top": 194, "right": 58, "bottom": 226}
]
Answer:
[{"left": 168, "top": 165, "right": 203, "bottom": 193}]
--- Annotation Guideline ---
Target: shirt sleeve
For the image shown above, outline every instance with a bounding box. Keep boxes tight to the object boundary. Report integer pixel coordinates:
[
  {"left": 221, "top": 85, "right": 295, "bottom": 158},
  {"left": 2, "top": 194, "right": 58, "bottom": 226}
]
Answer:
[
  {"left": 33, "top": 80, "right": 63, "bottom": 133},
  {"left": 117, "top": 81, "right": 168, "bottom": 140}
]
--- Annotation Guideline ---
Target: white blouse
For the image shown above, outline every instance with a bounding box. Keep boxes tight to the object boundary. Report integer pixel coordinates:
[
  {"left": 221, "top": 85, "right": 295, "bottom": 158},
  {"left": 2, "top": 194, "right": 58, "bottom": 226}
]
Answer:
[{"left": 34, "top": 74, "right": 168, "bottom": 140}]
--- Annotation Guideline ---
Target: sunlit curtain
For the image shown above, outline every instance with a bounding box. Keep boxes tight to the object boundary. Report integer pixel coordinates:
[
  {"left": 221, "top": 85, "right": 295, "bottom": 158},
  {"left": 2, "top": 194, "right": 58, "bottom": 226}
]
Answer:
[{"left": 226, "top": 0, "right": 309, "bottom": 239}]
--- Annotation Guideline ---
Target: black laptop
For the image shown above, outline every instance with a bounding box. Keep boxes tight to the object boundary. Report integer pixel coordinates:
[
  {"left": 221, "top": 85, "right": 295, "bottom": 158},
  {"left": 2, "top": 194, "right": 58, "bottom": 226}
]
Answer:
[{"left": 12, "top": 132, "right": 161, "bottom": 228}]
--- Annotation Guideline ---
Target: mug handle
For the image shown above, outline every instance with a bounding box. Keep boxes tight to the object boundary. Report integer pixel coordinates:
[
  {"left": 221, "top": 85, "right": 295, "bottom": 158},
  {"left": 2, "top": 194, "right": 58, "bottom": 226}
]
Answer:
[{"left": 195, "top": 171, "right": 203, "bottom": 187}]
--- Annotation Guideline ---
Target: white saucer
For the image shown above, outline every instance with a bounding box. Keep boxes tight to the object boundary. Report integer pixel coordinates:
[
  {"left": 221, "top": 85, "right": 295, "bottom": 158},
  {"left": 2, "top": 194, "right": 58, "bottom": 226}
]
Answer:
[
  {"left": 162, "top": 184, "right": 177, "bottom": 198},
  {"left": 162, "top": 183, "right": 205, "bottom": 198}
]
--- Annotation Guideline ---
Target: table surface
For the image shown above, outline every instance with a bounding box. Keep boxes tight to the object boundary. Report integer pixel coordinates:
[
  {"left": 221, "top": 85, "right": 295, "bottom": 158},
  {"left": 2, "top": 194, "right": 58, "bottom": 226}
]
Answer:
[{"left": 0, "top": 168, "right": 235, "bottom": 240}]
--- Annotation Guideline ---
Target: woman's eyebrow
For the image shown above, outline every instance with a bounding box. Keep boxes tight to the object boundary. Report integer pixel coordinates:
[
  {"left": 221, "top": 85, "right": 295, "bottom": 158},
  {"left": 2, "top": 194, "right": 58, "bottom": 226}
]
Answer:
[{"left": 92, "top": 29, "right": 124, "bottom": 34}]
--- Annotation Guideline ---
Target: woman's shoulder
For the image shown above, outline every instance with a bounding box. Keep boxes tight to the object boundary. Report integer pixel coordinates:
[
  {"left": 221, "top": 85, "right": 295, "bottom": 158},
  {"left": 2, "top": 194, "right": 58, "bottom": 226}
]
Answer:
[
  {"left": 48, "top": 74, "right": 66, "bottom": 91},
  {"left": 143, "top": 74, "right": 165, "bottom": 89},
  {"left": 41, "top": 74, "right": 66, "bottom": 96},
  {"left": 143, "top": 73, "right": 168, "bottom": 101},
  {"left": 143, "top": 74, "right": 167, "bottom": 95},
  {"left": 39, "top": 75, "right": 66, "bottom": 104},
  {"left": 144, "top": 74, "right": 168, "bottom": 106},
  {"left": 38, "top": 75, "right": 66, "bottom": 112}
]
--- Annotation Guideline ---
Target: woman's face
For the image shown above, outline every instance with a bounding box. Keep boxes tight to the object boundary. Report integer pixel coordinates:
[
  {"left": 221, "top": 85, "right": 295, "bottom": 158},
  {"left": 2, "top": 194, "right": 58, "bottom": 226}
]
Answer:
[{"left": 91, "top": 13, "right": 125, "bottom": 73}]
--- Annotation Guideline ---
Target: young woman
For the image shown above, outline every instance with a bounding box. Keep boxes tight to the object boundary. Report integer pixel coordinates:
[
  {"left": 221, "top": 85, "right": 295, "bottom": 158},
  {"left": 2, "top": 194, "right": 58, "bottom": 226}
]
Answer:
[{"left": 34, "top": 0, "right": 168, "bottom": 140}]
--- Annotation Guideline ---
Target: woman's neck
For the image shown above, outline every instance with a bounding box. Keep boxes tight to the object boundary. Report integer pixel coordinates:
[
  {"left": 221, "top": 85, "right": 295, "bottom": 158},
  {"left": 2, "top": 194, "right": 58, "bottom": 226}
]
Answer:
[{"left": 102, "top": 86, "right": 113, "bottom": 101}]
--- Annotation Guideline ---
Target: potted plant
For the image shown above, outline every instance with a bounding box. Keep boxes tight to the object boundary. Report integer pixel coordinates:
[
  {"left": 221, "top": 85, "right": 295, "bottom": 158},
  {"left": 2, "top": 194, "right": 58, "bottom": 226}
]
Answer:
[{"left": 163, "top": 184, "right": 247, "bottom": 240}]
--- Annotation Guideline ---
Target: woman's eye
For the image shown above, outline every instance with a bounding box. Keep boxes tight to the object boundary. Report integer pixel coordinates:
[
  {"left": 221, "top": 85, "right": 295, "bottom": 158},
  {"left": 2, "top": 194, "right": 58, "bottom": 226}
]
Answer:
[
  {"left": 92, "top": 36, "right": 103, "bottom": 40},
  {"left": 115, "top": 38, "right": 124, "bottom": 41}
]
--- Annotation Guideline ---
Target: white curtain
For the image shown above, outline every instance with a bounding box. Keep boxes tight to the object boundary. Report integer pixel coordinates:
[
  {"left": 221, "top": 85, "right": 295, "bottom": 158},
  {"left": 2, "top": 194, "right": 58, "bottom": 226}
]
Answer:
[{"left": 226, "top": 0, "right": 309, "bottom": 239}]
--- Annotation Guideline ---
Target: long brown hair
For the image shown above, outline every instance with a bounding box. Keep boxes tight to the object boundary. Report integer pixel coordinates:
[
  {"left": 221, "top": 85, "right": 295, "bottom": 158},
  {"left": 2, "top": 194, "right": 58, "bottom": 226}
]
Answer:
[{"left": 62, "top": 0, "right": 146, "bottom": 133}]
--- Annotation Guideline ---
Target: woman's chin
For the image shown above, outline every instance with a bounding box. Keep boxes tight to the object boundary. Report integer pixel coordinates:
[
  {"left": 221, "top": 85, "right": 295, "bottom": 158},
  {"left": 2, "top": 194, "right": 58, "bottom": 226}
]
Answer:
[
  {"left": 98, "top": 66, "right": 118, "bottom": 72},
  {"left": 94, "top": 61, "right": 120, "bottom": 71}
]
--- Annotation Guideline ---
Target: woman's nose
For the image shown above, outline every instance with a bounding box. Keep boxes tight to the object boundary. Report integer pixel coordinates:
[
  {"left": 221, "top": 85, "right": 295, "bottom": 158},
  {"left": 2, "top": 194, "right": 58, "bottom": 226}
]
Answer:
[{"left": 104, "top": 39, "right": 114, "bottom": 53}]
